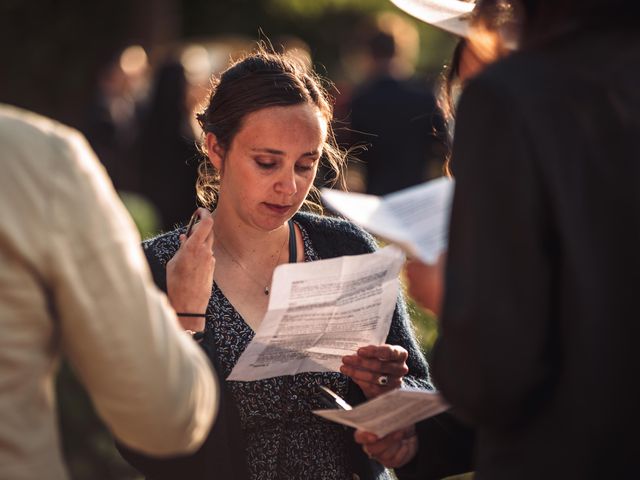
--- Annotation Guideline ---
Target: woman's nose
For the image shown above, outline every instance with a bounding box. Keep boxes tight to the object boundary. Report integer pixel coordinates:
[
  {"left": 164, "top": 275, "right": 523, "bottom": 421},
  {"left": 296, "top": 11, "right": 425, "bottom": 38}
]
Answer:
[{"left": 275, "top": 168, "right": 297, "bottom": 195}]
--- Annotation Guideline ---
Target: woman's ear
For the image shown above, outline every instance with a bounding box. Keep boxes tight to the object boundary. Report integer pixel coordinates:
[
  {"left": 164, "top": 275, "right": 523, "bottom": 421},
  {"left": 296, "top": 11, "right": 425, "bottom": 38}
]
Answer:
[{"left": 205, "top": 133, "right": 224, "bottom": 171}]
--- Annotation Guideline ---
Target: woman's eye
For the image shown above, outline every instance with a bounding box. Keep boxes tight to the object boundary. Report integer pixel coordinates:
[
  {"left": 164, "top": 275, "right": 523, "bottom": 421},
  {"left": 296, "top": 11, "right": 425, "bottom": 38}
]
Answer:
[
  {"left": 295, "top": 164, "right": 314, "bottom": 172},
  {"left": 255, "top": 160, "right": 276, "bottom": 170}
]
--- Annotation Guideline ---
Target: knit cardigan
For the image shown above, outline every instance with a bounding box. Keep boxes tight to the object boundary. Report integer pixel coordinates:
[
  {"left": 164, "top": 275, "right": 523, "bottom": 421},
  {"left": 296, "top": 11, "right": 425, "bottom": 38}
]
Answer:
[{"left": 119, "top": 211, "right": 434, "bottom": 480}]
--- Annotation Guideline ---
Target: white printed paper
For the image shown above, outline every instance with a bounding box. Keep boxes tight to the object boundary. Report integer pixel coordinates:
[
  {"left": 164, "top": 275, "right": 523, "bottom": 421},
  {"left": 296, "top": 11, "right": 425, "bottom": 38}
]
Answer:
[
  {"left": 313, "top": 388, "right": 449, "bottom": 438},
  {"left": 227, "top": 246, "right": 405, "bottom": 381},
  {"left": 321, "top": 177, "right": 454, "bottom": 264}
]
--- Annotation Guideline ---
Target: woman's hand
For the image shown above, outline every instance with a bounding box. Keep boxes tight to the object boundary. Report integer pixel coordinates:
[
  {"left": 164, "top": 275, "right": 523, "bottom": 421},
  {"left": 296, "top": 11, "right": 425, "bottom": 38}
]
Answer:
[
  {"left": 167, "top": 208, "right": 214, "bottom": 331},
  {"left": 354, "top": 426, "right": 418, "bottom": 468},
  {"left": 405, "top": 253, "right": 446, "bottom": 316},
  {"left": 340, "top": 344, "right": 409, "bottom": 399}
]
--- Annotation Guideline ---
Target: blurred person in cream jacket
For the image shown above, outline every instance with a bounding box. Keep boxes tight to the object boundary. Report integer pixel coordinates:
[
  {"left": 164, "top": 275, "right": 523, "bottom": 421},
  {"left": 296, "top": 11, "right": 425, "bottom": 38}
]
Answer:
[{"left": 0, "top": 104, "right": 217, "bottom": 480}]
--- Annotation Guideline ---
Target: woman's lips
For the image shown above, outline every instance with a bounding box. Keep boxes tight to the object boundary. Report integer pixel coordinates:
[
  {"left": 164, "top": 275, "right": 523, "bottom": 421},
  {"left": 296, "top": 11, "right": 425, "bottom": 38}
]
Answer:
[{"left": 264, "top": 203, "right": 291, "bottom": 214}]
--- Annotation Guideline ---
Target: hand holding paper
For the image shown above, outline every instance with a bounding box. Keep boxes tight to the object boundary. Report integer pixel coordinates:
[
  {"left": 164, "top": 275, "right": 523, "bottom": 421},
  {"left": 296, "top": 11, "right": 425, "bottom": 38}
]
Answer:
[
  {"left": 228, "top": 245, "right": 405, "bottom": 381},
  {"left": 341, "top": 344, "right": 409, "bottom": 399}
]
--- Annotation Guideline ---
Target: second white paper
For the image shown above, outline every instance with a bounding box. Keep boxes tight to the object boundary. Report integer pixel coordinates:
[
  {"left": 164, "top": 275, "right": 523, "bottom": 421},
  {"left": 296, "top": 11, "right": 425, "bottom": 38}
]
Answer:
[
  {"left": 313, "top": 388, "right": 449, "bottom": 438},
  {"left": 227, "top": 245, "right": 405, "bottom": 382},
  {"left": 321, "top": 177, "right": 455, "bottom": 264}
]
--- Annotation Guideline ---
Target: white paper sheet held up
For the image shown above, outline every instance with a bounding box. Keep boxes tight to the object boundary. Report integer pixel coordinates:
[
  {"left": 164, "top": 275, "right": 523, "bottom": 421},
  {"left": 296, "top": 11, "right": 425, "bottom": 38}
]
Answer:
[
  {"left": 321, "top": 177, "right": 454, "bottom": 264},
  {"left": 313, "top": 388, "right": 449, "bottom": 438},
  {"left": 227, "top": 245, "right": 405, "bottom": 382}
]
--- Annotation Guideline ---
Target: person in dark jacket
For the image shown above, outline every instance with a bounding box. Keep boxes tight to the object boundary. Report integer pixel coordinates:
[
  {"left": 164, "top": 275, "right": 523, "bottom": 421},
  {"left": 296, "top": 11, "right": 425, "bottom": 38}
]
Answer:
[
  {"left": 118, "top": 46, "right": 471, "bottom": 480},
  {"left": 349, "top": 25, "right": 448, "bottom": 195},
  {"left": 358, "top": 0, "right": 640, "bottom": 478},
  {"left": 137, "top": 61, "right": 201, "bottom": 231}
]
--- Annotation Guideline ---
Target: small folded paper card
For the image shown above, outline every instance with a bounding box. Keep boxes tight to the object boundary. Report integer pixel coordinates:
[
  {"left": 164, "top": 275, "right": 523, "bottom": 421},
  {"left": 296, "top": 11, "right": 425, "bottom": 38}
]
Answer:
[{"left": 313, "top": 387, "right": 449, "bottom": 438}]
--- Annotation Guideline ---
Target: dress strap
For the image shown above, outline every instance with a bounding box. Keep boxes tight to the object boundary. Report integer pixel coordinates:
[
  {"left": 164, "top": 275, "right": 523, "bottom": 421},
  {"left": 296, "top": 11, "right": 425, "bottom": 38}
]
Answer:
[{"left": 287, "top": 219, "right": 297, "bottom": 263}]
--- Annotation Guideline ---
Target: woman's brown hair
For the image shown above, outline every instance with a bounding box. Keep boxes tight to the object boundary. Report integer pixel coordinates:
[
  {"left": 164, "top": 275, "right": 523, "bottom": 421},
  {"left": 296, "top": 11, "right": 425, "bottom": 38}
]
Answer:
[{"left": 195, "top": 45, "right": 346, "bottom": 211}]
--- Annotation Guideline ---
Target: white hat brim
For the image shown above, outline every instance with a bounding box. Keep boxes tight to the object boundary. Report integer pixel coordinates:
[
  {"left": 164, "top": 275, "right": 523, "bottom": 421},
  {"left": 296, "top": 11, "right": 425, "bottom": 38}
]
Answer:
[{"left": 390, "top": 0, "right": 475, "bottom": 38}]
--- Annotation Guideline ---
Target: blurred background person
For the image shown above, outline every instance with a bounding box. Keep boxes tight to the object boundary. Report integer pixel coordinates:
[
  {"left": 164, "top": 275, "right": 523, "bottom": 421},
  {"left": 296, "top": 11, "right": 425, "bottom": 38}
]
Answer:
[
  {"left": 83, "top": 45, "right": 151, "bottom": 194},
  {"left": 136, "top": 44, "right": 215, "bottom": 231},
  {"left": 404, "top": 29, "right": 501, "bottom": 316},
  {"left": 398, "top": 0, "right": 512, "bottom": 316},
  {"left": 347, "top": 13, "right": 448, "bottom": 195},
  {"left": 0, "top": 104, "right": 217, "bottom": 480}
]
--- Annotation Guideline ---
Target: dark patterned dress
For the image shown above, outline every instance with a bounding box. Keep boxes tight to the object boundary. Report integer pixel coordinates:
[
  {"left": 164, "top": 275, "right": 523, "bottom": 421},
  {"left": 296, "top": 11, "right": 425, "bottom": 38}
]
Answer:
[
  {"left": 207, "top": 222, "right": 367, "bottom": 480},
  {"left": 143, "top": 215, "right": 429, "bottom": 480}
]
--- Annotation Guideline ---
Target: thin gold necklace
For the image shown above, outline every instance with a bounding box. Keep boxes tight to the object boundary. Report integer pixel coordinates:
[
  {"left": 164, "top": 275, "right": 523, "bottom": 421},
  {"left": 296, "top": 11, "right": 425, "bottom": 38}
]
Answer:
[{"left": 214, "top": 228, "right": 289, "bottom": 295}]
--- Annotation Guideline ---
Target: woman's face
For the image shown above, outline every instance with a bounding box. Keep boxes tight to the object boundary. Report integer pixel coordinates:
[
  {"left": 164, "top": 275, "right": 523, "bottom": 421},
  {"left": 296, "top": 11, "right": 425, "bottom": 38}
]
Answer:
[{"left": 207, "top": 102, "right": 327, "bottom": 232}]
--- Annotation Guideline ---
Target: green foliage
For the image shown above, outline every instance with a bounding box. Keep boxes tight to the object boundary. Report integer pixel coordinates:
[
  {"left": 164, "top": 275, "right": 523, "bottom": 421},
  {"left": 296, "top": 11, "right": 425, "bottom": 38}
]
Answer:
[
  {"left": 446, "top": 474, "right": 475, "bottom": 479},
  {"left": 268, "top": 0, "right": 389, "bottom": 16},
  {"left": 118, "top": 191, "right": 161, "bottom": 240},
  {"left": 406, "top": 295, "right": 440, "bottom": 358}
]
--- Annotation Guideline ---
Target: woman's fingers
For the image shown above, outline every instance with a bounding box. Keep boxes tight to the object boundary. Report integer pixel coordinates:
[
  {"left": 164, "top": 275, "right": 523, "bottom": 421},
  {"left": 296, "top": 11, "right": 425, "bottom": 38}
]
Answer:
[
  {"left": 187, "top": 208, "right": 214, "bottom": 244},
  {"left": 340, "top": 344, "right": 409, "bottom": 398},
  {"left": 354, "top": 430, "right": 378, "bottom": 445},
  {"left": 166, "top": 209, "right": 216, "bottom": 321},
  {"left": 342, "top": 354, "right": 409, "bottom": 376},
  {"left": 357, "top": 344, "right": 408, "bottom": 362},
  {"left": 179, "top": 209, "right": 214, "bottom": 262},
  {"left": 384, "top": 434, "right": 417, "bottom": 467},
  {"left": 369, "top": 437, "right": 402, "bottom": 462},
  {"left": 354, "top": 427, "right": 417, "bottom": 468},
  {"left": 340, "top": 364, "right": 403, "bottom": 390}
]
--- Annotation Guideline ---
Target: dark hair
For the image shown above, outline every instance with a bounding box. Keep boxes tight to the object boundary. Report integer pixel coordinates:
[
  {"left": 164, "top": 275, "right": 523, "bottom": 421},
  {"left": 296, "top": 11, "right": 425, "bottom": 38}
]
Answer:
[
  {"left": 195, "top": 46, "right": 346, "bottom": 210},
  {"left": 439, "top": 39, "right": 467, "bottom": 129},
  {"left": 437, "top": 38, "right": 467, "bottom": 177},
  {"left": 438, "top": 1, "right": 516, "bottom": 176}
]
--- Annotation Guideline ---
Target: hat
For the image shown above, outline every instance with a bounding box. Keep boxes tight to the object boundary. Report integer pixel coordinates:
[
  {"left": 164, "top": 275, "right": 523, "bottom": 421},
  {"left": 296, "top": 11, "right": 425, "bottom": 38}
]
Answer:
[{"left": 390, "top": 0, "right": 476, "bottom": 37}]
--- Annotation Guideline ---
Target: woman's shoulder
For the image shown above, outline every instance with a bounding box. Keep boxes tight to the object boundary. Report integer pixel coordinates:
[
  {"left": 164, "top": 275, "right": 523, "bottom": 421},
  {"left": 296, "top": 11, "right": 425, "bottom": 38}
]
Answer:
[
  {"left": 142, "top": 227, "right": 184, "bottom": 267},
  {"left": 294, "top": 210, "right": 378, "bottom": 258}
]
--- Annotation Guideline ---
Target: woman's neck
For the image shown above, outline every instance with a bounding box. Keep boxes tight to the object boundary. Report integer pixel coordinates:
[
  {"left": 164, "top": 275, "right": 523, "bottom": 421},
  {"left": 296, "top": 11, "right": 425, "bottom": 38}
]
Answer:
[{"left": 211, "top": 207, "right": 290, "bottom": 261}]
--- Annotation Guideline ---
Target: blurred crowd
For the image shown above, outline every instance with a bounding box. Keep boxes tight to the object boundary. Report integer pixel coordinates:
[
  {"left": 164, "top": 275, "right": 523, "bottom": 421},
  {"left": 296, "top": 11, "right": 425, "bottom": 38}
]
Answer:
[{"left": 80, "top": 14, "right": 450, "bottom": 235}]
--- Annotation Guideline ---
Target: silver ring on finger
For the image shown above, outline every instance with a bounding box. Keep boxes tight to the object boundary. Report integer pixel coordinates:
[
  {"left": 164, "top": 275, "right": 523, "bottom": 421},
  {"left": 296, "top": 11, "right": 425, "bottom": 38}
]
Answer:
[{"left": 377, "top": 375, "right": 389, "bottom": 386}]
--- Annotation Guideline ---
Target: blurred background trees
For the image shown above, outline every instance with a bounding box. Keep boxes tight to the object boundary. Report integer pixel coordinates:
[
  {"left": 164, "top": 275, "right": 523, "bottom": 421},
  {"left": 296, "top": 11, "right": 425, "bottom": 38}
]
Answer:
[{"left": 0, "top": 0, "right": 455, "bottom": 128}]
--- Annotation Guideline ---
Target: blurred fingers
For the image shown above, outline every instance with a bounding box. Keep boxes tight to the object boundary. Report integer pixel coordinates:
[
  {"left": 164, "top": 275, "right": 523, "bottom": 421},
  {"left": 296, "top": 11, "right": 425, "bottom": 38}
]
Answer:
[
  {"left": 362, "top": 429, "right": 404, "bottom": 457},
  {"left": 372, "top": 428, "right": 417, "bottom": 467},
  {"left": 339, "top": 364, "right": 403, "bottom": 390},
  {"left": 342, "top": 355, "right": 408, "bottom": 377},
  {"left": 386, "top": 435, "right": 417, "bottom": 467},
  {"left": 357, "top": 344, "right": 408, "bottom": 363},
  {"left": 354, "top": 430, "right": 378, "bottom": 445},
  {"left": 188, "top": 208, "right": 213, "bottom": 243}
]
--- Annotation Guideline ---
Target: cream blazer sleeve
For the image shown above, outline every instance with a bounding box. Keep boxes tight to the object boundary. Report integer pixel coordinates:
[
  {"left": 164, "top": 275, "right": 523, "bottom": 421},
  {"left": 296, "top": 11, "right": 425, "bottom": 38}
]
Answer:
[{"left": 0, "top": 106, "right": 217, "bottom": 457}]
